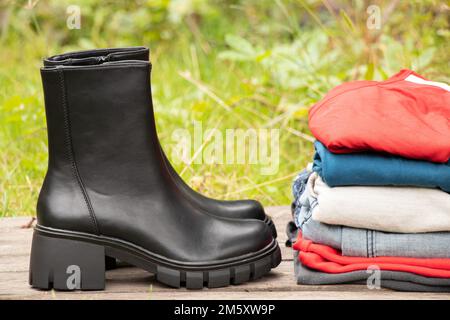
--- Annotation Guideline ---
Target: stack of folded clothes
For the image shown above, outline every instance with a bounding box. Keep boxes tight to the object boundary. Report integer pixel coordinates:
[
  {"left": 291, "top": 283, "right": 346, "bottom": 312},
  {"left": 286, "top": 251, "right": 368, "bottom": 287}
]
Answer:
[{"left": 287, "top": 69, "right": 450, "bottom": 292}]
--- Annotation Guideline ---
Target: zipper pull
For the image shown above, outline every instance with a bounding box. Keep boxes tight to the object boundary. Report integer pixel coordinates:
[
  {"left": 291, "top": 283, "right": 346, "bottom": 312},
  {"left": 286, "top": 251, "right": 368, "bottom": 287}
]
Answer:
[{"left": 96, "top": 55, "right": 109, "bottom": 64}]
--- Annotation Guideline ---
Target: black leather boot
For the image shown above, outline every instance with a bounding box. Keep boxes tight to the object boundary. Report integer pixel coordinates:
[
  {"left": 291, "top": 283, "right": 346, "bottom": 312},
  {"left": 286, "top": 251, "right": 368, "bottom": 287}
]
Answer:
[
  {"left": 41, "top": 47, "right": 277, "bottom": 238},
  {"left": 29, "top": 49, "right": 281, "bottom": 290}
]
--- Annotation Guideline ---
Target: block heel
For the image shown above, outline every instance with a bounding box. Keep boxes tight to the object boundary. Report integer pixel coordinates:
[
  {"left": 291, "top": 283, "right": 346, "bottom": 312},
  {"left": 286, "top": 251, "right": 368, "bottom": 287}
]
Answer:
[{"left": 29, "top": 231, "right": 106, "bottom": 290}]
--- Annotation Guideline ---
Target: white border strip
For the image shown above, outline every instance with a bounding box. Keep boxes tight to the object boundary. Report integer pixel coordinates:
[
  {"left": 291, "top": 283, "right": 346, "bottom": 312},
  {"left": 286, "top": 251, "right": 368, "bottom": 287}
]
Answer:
[{"left": 405, "top": 74, "right": 450, "bottom": 92}]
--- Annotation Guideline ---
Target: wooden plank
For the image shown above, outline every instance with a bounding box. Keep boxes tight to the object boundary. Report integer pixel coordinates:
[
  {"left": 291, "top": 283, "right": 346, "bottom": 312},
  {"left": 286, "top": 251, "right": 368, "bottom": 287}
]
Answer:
[
  {"left": 1, "top": 207, "right": 450, "bottom": 300},
  {"left": 5, "top": 290, "right": 450, "bottom": 300}
]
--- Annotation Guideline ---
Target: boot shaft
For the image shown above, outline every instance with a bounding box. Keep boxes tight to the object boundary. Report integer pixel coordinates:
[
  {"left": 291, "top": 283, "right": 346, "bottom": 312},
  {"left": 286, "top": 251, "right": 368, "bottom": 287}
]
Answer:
[
  {"left": 38, "top": 51, "right": 162, "bottom": 233},
  {"left": 41, "top": 48, "right": 152, "bottom": 171},
  {"left": 43, "top": 47, "right": 149, "bottom": 67}
]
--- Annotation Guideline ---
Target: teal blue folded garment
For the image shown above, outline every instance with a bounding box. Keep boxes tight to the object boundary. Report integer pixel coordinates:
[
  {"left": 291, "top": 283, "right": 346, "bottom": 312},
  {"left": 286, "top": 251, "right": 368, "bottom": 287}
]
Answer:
[{"left": 313, "top": 141, "right": 450, "bottom": 192}]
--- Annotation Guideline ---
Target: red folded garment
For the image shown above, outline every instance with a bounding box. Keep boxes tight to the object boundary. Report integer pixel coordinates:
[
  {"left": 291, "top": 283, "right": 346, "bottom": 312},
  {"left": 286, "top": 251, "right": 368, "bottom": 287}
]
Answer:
[
  {"left": 293, "top": 232, "right": 450, "bottom": 278},
  {"left": 308, "top": 69, "right": 450, "bottom": 163}
]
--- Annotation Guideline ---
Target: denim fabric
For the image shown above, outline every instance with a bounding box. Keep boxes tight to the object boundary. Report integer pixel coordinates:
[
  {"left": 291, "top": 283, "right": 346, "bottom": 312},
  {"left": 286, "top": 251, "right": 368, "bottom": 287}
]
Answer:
[
  {"left": 313, "top": 141, "right": 450, "bottom": 192},
  {"left": 291, "top": 172, "right": 450, "bottom": 258},
  {"left": 292, "top": 169, "right": 312, "bottom": 206},
  {"left": 291, "top": 169, "right": 312, "bottom": 227}
]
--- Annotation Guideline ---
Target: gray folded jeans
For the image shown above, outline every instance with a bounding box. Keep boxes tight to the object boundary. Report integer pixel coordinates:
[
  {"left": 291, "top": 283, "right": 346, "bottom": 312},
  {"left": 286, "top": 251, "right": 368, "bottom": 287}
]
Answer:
[{"left": 292, "top": 170, "right": 450, "bottom": 258}]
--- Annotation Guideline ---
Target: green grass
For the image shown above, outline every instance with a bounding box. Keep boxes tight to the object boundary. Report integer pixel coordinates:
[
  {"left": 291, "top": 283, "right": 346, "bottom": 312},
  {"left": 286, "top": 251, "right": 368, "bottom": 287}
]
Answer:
[{"left": 1, "top": 0, "right": 448, "bottom": 217}]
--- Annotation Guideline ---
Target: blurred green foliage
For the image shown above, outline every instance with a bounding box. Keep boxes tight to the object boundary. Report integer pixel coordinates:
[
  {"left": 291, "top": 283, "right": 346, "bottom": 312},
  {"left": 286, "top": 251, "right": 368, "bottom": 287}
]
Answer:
[{"left": 0, "top": 0, "right": 448, "bottom": 216}]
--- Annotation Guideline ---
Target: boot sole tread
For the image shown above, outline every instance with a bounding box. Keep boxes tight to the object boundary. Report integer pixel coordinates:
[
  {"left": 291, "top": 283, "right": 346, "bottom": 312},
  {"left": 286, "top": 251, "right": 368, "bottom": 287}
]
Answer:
[{"left": 29, "top": 226, "right": 281, "bottom": 290}]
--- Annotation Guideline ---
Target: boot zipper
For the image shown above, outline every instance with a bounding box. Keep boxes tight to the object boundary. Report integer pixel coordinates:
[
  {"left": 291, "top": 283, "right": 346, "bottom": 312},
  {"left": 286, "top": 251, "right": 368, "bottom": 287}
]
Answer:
[{"left": 96, "top": 55, "right": 110, "bottom": 64}]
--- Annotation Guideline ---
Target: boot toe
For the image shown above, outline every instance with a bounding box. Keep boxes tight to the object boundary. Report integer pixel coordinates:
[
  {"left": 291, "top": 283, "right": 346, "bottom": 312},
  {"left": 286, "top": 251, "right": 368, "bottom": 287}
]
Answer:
[
  {"left": 221, "top": 200, "right": 266, "bottom": 221},
  {"left": 210, "top": 218, "right": 274, "bottom": 261}
]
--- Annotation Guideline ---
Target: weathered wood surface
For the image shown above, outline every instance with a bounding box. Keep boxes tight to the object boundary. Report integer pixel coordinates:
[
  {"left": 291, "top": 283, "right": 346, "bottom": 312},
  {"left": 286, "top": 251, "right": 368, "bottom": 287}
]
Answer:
[{"left": 1, "top": 206, "right": 449, "bottom": 300}]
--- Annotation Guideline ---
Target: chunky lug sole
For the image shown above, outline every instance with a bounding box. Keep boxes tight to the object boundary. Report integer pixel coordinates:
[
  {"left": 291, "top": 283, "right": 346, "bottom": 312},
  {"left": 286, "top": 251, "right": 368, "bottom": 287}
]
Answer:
[{"left": 29, "top": 225, "right": 281, "bottom": 290}]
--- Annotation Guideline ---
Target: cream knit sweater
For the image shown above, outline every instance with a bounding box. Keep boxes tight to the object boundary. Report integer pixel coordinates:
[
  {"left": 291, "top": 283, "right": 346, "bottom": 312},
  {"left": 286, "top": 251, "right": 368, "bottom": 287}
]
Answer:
[{"left": 309, "top": 172, "right": 450, "bottom": 233}]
